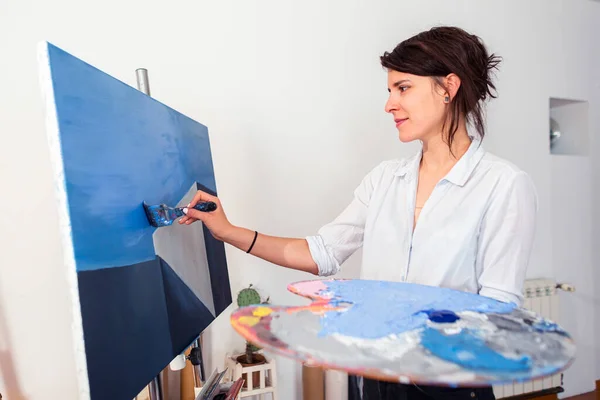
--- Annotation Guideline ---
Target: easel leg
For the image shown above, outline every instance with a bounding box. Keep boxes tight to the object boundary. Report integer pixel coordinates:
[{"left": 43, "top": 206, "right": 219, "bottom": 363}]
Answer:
[{"left": 148, "top": 375, "right": 162, "bottom": 400}]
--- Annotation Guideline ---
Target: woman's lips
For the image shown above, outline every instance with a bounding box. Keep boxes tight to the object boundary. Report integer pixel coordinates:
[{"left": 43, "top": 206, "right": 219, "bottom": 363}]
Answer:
[{"left": 395, "top": 118, "right": 408, "bottom": 127}]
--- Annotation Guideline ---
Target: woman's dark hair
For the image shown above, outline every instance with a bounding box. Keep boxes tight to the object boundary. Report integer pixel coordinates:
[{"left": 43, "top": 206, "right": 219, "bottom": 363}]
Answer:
[{"left": 380, "top": 26, "right": 501, "bottom": 149}]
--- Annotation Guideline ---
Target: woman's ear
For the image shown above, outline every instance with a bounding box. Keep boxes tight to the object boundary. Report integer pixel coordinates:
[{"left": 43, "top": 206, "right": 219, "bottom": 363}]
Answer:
[{"left": 444, "top": 73, "right": 462, "bottom": 101}]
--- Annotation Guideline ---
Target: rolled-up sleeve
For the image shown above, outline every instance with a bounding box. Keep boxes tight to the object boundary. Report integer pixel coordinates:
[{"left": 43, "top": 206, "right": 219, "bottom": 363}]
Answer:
[
  {"left": 477, "top": 170, "right": 538, "bottom": 306},
  {"left": 306, "top": 161, "right": 388, "bottom": 276}
]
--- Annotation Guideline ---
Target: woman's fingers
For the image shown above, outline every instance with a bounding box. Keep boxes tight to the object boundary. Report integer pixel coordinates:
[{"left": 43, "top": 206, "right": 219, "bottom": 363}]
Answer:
[
  {"left": 178, "top": 189, "right": 221, "bottom": 226},
  {"left": 189, "top": 189, "right": 217, "bottom": 207},
  {"left": 178, "top": 215, "right": 192, "bottom": 224},
  {"left": 184, "top": 206, "right": 209, "bottom": 221},
  {"left": 178, "top": 190, "right": 212, "bottom": 225}
]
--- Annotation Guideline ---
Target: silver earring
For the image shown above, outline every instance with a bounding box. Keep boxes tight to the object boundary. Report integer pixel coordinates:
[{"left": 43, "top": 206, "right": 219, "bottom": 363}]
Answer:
[{"left": 444, "top": 96, "right": 450, "bottom": 103}]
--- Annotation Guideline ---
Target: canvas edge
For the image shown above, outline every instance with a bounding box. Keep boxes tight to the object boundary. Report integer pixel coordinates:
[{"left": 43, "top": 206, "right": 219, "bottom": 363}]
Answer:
[{"left": 36, "top": 41, "right": 91, "bottom": 400}]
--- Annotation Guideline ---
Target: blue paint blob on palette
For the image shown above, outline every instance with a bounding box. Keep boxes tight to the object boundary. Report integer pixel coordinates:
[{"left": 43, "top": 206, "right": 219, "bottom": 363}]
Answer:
[
  {"left": 424, "top": 310, "right": 460, "bottom": 323},
  {"left": 230, "top": 279, "right": 575, "bottom": 386},
  {"left": 421, "top": 328, "right": 531, "bottom": 372}
]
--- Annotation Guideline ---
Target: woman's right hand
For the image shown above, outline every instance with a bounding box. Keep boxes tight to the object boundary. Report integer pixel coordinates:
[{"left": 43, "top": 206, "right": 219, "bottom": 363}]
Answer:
[
  {"left": 180, "top": 190, "right": 319, "bottom": 275},
  {"left": 179, "top": 189, "right": 233, "bottom": 241}
]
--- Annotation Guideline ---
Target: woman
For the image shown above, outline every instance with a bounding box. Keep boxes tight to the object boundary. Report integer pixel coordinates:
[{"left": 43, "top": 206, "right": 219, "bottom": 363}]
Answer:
[{"left": 180, "top": 26, "right": 538, "bottom": 400}]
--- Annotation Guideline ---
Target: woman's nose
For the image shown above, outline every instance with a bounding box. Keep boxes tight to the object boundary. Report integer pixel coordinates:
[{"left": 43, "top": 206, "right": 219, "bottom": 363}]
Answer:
[{"left": 385, "top": 96, "right": 398, "bottom": 113}]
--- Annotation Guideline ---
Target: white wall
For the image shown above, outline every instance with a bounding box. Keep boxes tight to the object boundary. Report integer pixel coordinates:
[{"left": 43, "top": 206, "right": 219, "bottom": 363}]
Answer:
[
  {"left": 0, "top": 1, "right": 598, "bottom": 399},
  {"left": 590, "top": 5, "right": 600, "bottom": 389}
]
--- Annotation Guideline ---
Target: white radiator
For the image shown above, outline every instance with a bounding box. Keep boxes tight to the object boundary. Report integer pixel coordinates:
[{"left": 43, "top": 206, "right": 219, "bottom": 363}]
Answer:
[{"left": 493, "top": 278, "right": 574, "bottom": 399}]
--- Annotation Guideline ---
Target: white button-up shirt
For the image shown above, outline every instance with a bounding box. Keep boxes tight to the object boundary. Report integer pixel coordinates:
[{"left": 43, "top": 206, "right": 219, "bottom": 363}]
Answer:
[{"left": 306, "top": 138, "right": 538, "bottom": 306}]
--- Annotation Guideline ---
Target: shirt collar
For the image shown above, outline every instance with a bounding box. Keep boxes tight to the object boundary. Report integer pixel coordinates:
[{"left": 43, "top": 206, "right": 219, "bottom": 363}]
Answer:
[
  {"left": 394, "top": 136, "right": 485, "bottom": 187},
  {"left": 393, "top": 150, "right": 421, "bottom": 180}
]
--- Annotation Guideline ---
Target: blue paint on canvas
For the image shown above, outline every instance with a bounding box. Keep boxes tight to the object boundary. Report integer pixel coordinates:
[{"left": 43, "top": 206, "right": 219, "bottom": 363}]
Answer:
[
  {"left": 46, "top": 43, "right": 216, "bottom": 271},
  {"left": 78, "top": 257, "right": 216, "bottom": 400},
  {"left": 43, "top": 41, "right": 232, "bottom": 400},
  {"left": 77, "top": 259, "right": 172, "bottom": 399}
]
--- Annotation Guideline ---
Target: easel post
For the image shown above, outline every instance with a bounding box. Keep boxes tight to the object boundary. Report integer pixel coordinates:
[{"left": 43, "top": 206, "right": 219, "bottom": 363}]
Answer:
[
  {"left": 133, "top": 67, "right": 205, "bottom": 399},
  {"left": 136, "top": 68, "right": 151, "bottom": 96},
  {"left": 190, "top": 337, "right": 206, "bottom": 387},
  {"left": 134, "top": 67, "right": 162, "bottom": 400}
]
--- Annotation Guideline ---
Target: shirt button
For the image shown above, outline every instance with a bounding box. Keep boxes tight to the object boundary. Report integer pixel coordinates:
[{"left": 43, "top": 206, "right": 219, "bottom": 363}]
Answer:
[{"left": 470, "top": 392, "right": 476, "bottom": 398}]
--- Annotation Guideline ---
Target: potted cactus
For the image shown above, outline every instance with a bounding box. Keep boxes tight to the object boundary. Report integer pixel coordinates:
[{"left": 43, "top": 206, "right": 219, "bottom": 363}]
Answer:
[{"left": 235, "top": 284, "right": 269, "bottom": 388}]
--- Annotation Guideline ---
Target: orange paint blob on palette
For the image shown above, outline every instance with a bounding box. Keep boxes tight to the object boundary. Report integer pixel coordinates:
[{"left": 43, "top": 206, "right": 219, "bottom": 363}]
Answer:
[{"left": 230, "top": 279, "right": 576, "bottom": 387}]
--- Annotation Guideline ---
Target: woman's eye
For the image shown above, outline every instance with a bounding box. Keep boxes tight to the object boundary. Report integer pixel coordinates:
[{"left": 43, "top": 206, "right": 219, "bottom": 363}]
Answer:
[{"left": 399, "top": 86, "right": 408, "bottom": 92}]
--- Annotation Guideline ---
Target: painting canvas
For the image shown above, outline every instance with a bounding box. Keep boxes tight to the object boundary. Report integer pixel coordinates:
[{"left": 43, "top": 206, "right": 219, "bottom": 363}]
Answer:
[
  {"left": 38, "top": 42, "right": 231, "bottom": 400},
  {"left": 231, "top": 279, "right": 575, "bottom": 387}
]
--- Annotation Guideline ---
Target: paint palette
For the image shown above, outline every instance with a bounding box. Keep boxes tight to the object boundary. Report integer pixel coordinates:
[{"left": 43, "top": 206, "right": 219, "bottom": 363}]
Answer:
[{"left": 230, "top": 279, "right": 575, "bottom": 386}]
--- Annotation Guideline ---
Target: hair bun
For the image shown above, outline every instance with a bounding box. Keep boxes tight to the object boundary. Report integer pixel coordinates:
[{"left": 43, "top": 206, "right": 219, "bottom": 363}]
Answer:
[{"left": 480, "top": 51, "right": 502, "bottom": 101}]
